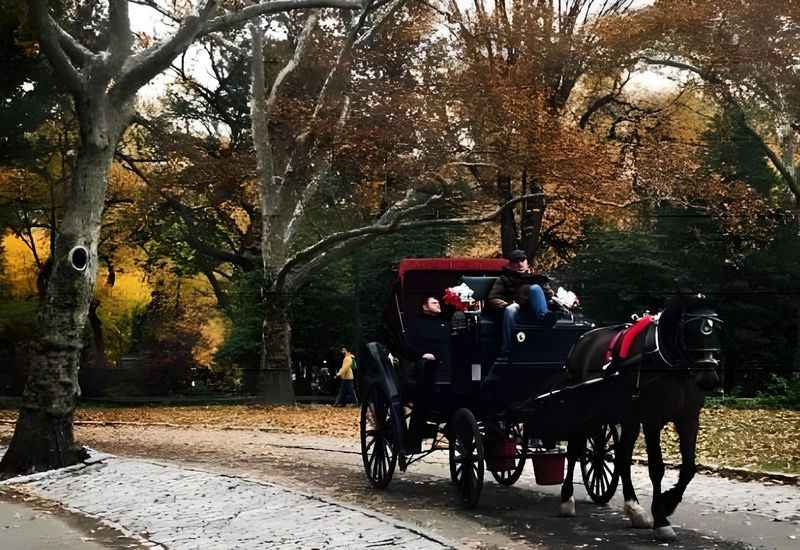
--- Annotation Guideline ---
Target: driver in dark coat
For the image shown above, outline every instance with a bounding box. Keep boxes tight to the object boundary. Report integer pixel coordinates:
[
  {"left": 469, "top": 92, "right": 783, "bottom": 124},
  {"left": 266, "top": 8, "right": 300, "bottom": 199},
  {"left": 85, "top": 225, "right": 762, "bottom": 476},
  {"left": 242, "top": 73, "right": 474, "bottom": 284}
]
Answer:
[{"left": 487, "top": 249, "right": 556, "bottom": 352}]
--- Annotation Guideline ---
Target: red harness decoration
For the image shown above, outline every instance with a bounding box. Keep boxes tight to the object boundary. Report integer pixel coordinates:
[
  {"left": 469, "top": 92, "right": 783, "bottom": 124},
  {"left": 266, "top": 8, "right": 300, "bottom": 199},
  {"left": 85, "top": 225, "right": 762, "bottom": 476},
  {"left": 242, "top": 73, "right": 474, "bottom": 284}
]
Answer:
[
  {"left": 619, "top": 315, "right": 653, "bottom": 359},
  {"left": 605, "top": 315, "right": 653, "bottom": 364}
]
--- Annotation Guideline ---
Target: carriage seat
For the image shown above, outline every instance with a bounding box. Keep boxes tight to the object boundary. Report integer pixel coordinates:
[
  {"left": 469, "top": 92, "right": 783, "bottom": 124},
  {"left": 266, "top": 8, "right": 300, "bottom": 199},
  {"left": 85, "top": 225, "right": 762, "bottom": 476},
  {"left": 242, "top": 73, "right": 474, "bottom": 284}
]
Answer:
[
  {"left": 460, "top": 276, "right": 498, "bottom": 301},
  {"left": 460, "top": 275, "right": 502, "bottom": 336}
]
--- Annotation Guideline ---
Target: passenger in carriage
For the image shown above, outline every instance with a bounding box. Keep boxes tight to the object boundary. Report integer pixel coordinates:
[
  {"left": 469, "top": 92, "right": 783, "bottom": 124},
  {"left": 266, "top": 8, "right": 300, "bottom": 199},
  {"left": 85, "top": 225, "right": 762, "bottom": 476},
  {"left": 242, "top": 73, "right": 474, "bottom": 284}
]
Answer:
[
  {"left": 486, "top": 249, "right": 557, "bottom": 353},
  {"left": 400, "top": 296, "right": 449, "bottom": 365},
  {"left": 397, "top": 296, "right": 449, "bottom": 446}
]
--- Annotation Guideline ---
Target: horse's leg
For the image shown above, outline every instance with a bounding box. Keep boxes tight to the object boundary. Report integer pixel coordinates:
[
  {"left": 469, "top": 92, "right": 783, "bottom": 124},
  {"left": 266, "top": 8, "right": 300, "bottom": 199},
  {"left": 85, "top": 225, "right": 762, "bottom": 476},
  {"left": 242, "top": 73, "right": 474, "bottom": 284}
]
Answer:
[
  {"left": 559, "top": 435, "right": 584, "bottom": 516},
  {"left": 643, "top": 421, "right": 675, "bottom": 541},
  {"left": 660, "top": 414, "right": 699, "bottom": 517},
  {"left": 618, "top": 420, "right": 652, "bottom": 528}
]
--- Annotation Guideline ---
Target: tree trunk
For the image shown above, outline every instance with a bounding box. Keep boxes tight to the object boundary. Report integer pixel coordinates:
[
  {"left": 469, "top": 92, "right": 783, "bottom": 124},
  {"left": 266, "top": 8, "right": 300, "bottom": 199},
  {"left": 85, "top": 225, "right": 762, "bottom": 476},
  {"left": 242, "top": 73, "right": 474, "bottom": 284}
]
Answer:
[
  {"left": 86, "top": 299, "right": 106, "bottom": 368},
  {"left": 351, "top": 255, "right": 362, "bottom": 350},
  {"left": 0, "top": 409, "right": 86, "bottom": 476},
  {"left": 519, "top": 175, "right": 545, "bottom": 259},
  {"left": 251, "top": 292, "right": 295, "bottom": 403},
  {"left": 0, "top": 97, "right": 124, "bottom": 476},
  {"left": 498, "top": 175, "right": 517, "bottom": 256}
]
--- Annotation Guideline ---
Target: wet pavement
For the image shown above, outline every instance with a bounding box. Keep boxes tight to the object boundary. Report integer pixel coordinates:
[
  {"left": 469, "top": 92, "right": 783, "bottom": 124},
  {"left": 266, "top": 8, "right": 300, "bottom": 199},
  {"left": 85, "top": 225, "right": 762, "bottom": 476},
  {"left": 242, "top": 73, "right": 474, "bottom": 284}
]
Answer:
[{"left": 0, "top": 487, "right": 145, "bottom": 549}]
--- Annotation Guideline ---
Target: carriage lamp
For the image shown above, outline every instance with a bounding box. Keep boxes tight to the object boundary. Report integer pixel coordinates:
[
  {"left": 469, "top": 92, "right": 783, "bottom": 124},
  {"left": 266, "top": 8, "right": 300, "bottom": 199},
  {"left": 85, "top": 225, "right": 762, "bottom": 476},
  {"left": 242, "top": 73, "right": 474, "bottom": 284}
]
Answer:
[{"left": 68, "top": 245, "right": 90, "bottom": 272}]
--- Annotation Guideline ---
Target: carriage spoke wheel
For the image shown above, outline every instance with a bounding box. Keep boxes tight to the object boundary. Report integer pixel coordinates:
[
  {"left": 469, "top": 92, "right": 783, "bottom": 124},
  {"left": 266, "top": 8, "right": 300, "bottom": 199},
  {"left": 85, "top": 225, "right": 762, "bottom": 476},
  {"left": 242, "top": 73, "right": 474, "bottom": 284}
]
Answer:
[
  {"left": 488, "top": 422, "right": 527, "bottom": 486},
  {"left": 580, "top": 423, "right": 620, "bottom": 504},
  {"left": 448, "top": 408, "right": 485, "bottom": 509},
  {"left": 360, "top": 385, "right": 400, "bottom": 489}
]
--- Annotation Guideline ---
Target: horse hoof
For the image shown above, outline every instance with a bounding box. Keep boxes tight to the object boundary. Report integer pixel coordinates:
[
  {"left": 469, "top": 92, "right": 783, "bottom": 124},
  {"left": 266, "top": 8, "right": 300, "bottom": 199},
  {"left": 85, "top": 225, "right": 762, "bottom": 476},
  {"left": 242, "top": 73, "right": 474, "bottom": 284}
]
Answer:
[
  {"left": 624, "top": 501, "right": 653, "bottom": 528},
  {"left": 559, "top": 496, "right": 576, "bottom": 517},
  {"left": 654, "top": 526, "right": 677, "bottom": 541}
]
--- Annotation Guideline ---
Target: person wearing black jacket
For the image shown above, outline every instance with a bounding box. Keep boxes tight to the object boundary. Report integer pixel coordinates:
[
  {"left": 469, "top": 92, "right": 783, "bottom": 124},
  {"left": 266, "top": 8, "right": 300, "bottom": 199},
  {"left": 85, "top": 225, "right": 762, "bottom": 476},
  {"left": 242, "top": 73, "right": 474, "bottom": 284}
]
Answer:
[
  {"left": 487, "top": 249, "right": 556, "bottom": 352},
  {"left": 397, "top": 296, "right": 448, "bottom": 450},
  {"left": 401, "top": 296, "right": 449, "bottom": 364}
]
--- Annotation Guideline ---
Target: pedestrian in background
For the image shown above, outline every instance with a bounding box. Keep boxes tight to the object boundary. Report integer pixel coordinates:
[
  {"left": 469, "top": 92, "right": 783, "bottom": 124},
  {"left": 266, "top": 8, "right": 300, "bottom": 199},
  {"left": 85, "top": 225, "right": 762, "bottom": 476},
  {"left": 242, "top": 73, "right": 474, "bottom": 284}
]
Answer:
[{"left": 334, "top": 346, "right": 357, "bottom": 406}]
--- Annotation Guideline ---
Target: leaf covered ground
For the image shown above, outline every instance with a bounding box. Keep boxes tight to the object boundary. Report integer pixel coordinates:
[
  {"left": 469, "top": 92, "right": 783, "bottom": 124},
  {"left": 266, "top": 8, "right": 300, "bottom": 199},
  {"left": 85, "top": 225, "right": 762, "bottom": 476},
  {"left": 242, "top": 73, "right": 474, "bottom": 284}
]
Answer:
[{"left": 1, "top": 404, "right": 797, "bottom": 474}]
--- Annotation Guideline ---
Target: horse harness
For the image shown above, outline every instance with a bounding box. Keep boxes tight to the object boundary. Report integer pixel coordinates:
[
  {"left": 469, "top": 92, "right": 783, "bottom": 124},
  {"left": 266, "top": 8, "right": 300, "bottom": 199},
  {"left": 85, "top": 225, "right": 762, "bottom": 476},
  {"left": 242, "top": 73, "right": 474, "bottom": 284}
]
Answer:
[{"left": 601, "top": 308, "right": 723, "bottom": 399}]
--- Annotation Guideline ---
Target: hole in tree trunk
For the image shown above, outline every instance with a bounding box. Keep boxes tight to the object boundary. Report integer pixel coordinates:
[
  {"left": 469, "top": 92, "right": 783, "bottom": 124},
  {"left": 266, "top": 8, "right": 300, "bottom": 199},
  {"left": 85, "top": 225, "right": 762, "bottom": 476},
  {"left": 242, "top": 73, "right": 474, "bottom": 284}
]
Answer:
[{"left": 69, "top": 246, "right": 89, "bottom": 271}]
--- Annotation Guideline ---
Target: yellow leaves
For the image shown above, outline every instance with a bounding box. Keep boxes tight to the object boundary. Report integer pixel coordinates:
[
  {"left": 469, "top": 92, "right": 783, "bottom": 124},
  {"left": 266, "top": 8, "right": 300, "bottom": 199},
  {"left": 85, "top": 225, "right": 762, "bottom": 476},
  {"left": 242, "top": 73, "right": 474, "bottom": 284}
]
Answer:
[{"left": 1, "top": 231, "right": 48, "bottom": 298}]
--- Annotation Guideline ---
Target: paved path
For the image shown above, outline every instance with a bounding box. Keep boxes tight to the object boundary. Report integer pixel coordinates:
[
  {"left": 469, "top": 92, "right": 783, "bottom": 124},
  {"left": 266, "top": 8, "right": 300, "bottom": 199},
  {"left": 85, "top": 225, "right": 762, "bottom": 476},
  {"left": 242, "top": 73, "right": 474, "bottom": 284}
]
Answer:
[
  {"left": 0, "top": 493, "right": 117, "bottom": 550},
  {"left": 0, "top": 449, "right": 453, "bottom": 550}
]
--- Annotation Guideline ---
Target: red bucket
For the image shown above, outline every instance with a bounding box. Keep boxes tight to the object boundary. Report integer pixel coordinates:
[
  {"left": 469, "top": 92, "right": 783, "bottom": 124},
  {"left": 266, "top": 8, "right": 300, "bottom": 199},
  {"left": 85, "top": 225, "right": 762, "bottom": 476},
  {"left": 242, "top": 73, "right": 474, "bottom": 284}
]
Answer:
[
  {"left": 486, "top": 438, "right": 517, "bottom": 471},
  {"left": 532, "top": 452, "right": 566, "bottom": 485}
]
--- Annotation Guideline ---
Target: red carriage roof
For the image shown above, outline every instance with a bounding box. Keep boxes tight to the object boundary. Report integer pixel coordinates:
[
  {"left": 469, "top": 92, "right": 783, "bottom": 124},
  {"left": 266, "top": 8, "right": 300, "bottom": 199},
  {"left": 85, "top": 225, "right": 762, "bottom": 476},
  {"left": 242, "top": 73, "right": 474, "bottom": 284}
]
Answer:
[{"left": 397, "top": 258, "right": 509, "bottom": 281}]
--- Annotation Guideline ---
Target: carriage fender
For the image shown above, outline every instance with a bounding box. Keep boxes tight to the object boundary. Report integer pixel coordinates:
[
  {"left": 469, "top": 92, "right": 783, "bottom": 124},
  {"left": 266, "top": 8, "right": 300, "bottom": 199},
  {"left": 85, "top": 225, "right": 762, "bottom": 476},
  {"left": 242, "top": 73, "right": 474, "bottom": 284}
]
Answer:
[{"left": 364, "top": 342, "right": 404, "bottom": 452}]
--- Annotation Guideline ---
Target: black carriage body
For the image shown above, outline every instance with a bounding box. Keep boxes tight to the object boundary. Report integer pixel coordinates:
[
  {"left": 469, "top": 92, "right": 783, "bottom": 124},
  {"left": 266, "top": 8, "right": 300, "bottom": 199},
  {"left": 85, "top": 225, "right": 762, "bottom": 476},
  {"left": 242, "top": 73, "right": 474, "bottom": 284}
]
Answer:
[
  {"left": 360, "top": 258, "right": 626, "bottom": 506},
  {"left": 369, "top": 258, "right": 596, "bottom": 435}
]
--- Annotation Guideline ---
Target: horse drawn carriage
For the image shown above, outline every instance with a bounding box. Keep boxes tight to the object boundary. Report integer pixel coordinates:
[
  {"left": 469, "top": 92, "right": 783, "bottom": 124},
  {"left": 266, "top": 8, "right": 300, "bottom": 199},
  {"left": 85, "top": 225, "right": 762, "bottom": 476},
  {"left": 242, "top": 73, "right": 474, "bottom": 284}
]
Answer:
[{"left": 358, "top": 258, "right": 625, "bottom": 508}]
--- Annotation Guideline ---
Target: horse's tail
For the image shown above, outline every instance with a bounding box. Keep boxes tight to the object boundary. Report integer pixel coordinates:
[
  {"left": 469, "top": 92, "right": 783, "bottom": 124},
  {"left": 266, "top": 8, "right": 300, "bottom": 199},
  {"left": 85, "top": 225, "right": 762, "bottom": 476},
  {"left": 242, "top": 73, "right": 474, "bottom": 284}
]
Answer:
[{"left": 565, "top": 326, "right": 620, "bottom": 383}]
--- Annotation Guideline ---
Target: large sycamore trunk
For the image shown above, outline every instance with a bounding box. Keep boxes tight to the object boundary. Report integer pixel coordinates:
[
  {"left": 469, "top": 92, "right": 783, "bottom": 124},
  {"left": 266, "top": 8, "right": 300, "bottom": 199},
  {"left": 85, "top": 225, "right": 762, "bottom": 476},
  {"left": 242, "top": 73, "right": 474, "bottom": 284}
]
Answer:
[
  {"left": 249, "top": 294, "right": 294, "bottom": 403},
  {"left": 0, "top": 100, "right": 121, "bottom": 477}
]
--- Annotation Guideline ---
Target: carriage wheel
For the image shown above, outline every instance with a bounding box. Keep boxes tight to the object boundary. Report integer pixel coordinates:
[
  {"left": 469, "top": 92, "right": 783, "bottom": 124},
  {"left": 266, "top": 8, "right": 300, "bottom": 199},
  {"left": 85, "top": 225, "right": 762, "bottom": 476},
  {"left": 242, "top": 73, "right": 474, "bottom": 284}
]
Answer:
[
  {"left": 580, "top": 423, "right": 620, "bottom": 504},
  {"left": 488, "top": 422, "right": 527, "bottom": 486},
  {"left": 449, "top": 408, "right": 485, "bottom": 509},
  {"left": 360, "top": 385, "right": 401, "bottom": 489}
]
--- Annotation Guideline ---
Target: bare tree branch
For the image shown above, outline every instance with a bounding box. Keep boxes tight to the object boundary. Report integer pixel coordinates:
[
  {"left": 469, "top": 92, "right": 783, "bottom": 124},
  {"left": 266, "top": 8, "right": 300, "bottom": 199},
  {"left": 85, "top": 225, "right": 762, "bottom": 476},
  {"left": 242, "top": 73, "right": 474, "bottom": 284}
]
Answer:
[
  {"left": 266, "top": 12, "right": 320, "bottom": 113},
  {"left": 354, "top": 0, "right": 405, "bottom": 46},
  {"left": 30, "top": 0, "right": 84, "bottom": 95},
  {"left": 112, "top": 0, "right": 219, "bottom": 104},
  {"left": 285, "top": 2, "right": 373, "bottom": 174},
  {"left": 108, "top": 0, "right": 133, "bottom": 75},
  {"left": 53, "top": 21, "right": 94, "bottom": 67},
  {"left": 200, "top": 0, "right": 364, "bottom": 36},
  {"left": 277, "top": 192, "right": 543, "bottom": 290}
]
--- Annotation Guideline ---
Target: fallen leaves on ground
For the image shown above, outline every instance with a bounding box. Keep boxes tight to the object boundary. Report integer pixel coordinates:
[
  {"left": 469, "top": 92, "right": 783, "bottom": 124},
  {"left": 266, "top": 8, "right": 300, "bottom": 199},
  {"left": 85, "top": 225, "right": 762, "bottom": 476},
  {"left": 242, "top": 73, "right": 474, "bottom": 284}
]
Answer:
[
  {"left": 0, "top": 404, "right": 797, "bottom": 474},
  {"left": 0, "top": 404, "right": 361, "bottom": 440},
  {"left": 633, "top": 407, "right": 800, "bottom": 474}
]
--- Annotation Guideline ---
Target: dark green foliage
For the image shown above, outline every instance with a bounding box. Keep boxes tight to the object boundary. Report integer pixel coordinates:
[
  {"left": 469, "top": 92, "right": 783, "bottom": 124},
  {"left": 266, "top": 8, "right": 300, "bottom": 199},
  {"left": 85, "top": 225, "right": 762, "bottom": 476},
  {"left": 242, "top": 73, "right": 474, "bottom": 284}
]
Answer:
[
  {"left": 559, "top": 208, "right": 799, "bottom": 396},
  {"left": 0, "top": 0, "right": 60, "bottom": 164},
  {"left": 702, "top": 105, "right": 781, "bottom": 198},
  {"left": 557, "top": 207, "right": 725, "bottom": 324},
  {"left": 214, "top": 270, "right": 263, "bottom": 374}
]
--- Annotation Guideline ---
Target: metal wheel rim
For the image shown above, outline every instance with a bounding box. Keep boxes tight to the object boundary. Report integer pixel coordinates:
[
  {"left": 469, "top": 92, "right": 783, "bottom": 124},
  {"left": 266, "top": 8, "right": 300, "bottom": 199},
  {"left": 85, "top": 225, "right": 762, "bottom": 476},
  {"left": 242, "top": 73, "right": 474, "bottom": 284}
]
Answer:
[
  {"left": 489, "top": 422, "right": 527, "bottom": 486},
  {"left": 580, "top": 423, "right": 620, "bottom": 504},
  {"left": 360, "top": 386, "right": 398, "bottom": 489},
  {"left": 449, "top": 410, "right": 484, "bottom": 508}
]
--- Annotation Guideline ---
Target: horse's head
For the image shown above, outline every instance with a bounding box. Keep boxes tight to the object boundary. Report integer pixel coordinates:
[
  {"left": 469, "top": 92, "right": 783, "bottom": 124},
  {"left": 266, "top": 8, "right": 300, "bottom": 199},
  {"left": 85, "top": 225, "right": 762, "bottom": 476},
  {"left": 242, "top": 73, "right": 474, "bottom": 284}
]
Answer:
[{"left": 657, "top": 297, "right": 724, "bottom": 390}]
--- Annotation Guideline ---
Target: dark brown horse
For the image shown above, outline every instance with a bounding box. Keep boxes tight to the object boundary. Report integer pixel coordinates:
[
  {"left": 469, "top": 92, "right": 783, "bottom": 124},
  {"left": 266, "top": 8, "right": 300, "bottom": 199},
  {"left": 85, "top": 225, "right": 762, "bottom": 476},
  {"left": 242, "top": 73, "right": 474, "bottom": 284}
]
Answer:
[{"left": 558, "top": 296, "right": 724, "bottom": 541}]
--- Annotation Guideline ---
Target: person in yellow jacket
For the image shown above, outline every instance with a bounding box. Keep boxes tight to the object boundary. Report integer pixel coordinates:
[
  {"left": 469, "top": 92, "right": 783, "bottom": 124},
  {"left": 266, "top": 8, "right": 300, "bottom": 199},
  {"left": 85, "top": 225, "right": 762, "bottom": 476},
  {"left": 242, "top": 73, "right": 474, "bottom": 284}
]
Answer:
[{"left": 334, "top": 346, "right": 357, "bottom": 406}]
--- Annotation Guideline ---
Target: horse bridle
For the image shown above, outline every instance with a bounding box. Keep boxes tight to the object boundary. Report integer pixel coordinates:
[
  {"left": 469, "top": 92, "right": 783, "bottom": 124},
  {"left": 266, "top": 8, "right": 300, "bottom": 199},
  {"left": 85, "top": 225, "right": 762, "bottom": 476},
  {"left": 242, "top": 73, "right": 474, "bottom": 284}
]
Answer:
[{"left": 676, "top": 312, "right": 725, "bottom": 371}]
